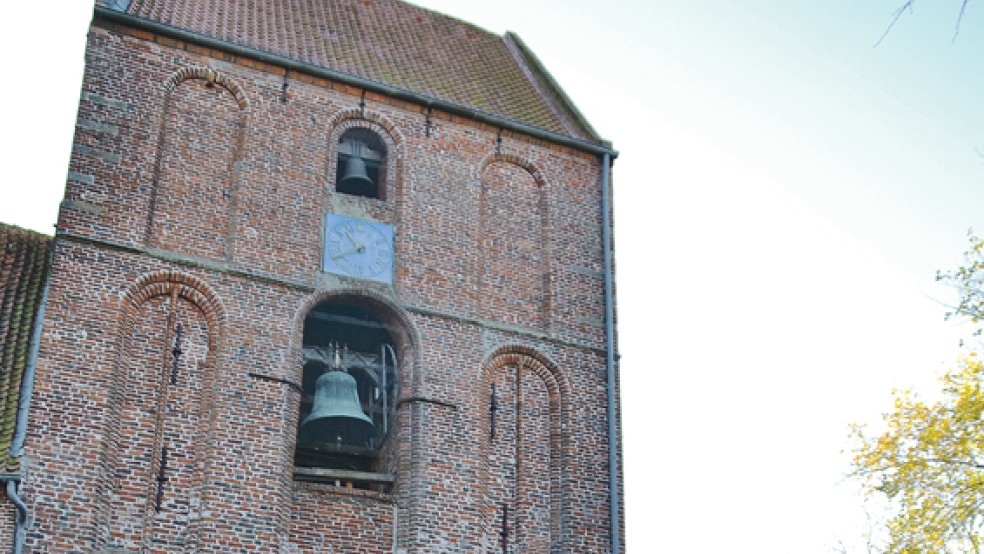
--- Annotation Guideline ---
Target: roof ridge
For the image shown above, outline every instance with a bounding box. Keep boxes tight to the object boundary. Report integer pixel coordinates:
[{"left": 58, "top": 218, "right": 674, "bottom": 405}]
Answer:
[
  {"left": 399, "top": 0, "right": 501, "bottom": 41},
  {"left": 503, "top": 31, "right": 602, "bottom": 143}
]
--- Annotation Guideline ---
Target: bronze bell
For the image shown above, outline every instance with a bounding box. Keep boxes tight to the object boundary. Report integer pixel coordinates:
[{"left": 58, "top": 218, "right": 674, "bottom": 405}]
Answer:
[
  {"left": 300, "top": 370, "right": 374, "bottom": 446},
  {"left": 339, "top": 138, "right": 376, "bottom": 194},
  {"left": 340, "top": 155, "right": 374, "bottom": 190}
]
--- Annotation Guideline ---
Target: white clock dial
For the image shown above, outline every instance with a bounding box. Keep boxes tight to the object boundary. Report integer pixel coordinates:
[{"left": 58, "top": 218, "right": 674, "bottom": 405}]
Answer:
[{"left": 323, "top": 215, "right": 393, "bottom": 283}]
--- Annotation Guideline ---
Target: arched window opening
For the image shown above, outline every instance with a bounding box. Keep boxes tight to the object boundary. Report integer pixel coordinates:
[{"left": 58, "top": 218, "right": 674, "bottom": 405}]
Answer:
[
  {"left": 294, "top": 300, "right": 399, "bottom": 491},
  {"left": 335, "top": 128, "right": 387, "bottom": 199}
]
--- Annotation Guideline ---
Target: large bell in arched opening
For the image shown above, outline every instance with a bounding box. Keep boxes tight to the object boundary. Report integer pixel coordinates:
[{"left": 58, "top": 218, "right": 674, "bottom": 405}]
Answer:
[{"left": 300, "top": 370, "right": 374, "bottom": 447}]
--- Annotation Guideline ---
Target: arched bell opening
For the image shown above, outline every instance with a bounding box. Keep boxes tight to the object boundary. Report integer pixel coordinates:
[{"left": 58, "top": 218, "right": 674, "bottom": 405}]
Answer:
[
  {"left": 335, "top": 128, "right": 387, "bottom": 199},
  {"left": 293, "top": 296, "right": 403, "bottom": 491}
]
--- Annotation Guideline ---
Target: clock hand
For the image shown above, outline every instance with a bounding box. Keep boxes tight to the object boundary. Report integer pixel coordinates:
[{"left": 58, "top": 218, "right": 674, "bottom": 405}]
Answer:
[
  {"left": 331, "top": 244, "right": 366, "bottom": 260},
  {"left": 343, "top": 229, "right": 364, "bottom": 250}
]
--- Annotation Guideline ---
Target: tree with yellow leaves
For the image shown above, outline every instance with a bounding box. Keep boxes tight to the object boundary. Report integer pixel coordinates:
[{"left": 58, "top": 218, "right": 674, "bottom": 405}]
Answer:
[{"left": 850, "top": 234, "right": 984, "bottom": 553}]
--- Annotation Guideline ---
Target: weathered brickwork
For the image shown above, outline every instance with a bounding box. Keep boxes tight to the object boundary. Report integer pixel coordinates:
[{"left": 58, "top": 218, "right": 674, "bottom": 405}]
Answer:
[
  {"left": 484, "top": 351, "right": 565, "bottom": 551},
  {"left": 18, "top": 6, "right": 622, "bottom": 552},
  {"left": 480, "top": 159, "right": 548, "bottom": 330},
  {"left": 148, "top": 72, "right": 245, "bottom": 260},
  {"left": 0, "top": 503, "right": 11, "bottom": 552}
]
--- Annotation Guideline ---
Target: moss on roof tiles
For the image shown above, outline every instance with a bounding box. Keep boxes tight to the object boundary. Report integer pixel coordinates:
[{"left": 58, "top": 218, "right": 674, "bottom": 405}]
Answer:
[
  {"left": 126, "top": 0, "right": 599, "bottom": 141},
  {"left": 0, "top": 224, "right": 51, "bottom": 472}
]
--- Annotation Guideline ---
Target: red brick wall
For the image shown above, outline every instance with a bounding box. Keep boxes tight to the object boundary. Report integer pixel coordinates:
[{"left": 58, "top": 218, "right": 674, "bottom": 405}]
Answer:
[
  {"left": 149, "top": 76, "right": 243, "bottom": 260},
  {"left": 290, "top": 486, "right": 396, "bottom": 552},
  {"left": 0, "top": 500, "right": 12, "bottom": 551},
  {"left": 22, "top": 16, "right": 623, "bottom": 553},
  {"left": 104, "top": 290, "right": 214, "bottom": 552},
  {"left": 480, "top": 160, "right": 547, "bottom": 329},
  {"left": 485, "top": 354, "right": 560, "bottom": 551}
]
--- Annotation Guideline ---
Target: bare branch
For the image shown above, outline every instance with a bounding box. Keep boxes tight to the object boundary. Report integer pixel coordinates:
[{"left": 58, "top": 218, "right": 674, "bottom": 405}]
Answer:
[
  {"left": 875, "top": 0, "right": 916, "bottom": 48},
  {"left": 876, "top": 0, "right": 972, "bottom": 47},
  {"left": 923, "top": 458, "right": 984, "bottom": 470},
  {"left": 954, "top": 0, "right": 971, "bottom": 43}
]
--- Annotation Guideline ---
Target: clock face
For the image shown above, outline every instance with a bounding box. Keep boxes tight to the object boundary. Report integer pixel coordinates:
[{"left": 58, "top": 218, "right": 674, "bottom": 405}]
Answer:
[{"left": 323, "top": 215, "right": 394, "bottom": 284}]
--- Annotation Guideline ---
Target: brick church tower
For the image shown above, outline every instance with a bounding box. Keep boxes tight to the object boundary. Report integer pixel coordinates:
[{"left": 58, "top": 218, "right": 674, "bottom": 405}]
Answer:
[{"left": 0, "top": 0, "right": 622, "bottom": 551}]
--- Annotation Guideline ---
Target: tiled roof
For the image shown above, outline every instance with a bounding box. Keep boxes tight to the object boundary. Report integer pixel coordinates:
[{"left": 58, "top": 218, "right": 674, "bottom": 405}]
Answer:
[
  {"left": 0, "top": 224, "right": 51, "bottom": 472},
  {"left": 124, "top": 0, "right": 598, "bottom": 141}
]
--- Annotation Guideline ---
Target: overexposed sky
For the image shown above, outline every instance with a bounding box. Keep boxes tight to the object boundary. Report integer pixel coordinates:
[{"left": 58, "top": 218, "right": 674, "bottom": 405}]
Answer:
[{"left": 3, "top": 1, "right": 984, "bottom": 551}]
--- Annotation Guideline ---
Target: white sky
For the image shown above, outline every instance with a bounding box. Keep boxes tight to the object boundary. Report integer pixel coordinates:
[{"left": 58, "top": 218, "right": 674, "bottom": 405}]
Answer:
[{"left": 3, "top": 1, "right": 984, "bottom": 552}]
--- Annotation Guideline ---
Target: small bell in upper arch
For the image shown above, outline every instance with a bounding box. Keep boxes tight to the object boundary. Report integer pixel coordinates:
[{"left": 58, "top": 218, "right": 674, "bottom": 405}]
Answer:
[{"left": 338, "top": 140, "right": 376, "bottom": 196}]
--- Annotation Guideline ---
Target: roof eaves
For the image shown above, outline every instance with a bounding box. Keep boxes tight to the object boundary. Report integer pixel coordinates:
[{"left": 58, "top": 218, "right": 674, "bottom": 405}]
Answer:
[
  {"left": 92, "top": 6, "right": 617, "bottom": 157},
  {"left": 0, "top": 224, "right": 52, "bottom": 472}
]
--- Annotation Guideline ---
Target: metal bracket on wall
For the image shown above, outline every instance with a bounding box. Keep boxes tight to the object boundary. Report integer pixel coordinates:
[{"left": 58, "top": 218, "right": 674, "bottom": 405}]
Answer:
[
  {"left": 154, "top": 446, "right": 169, "bottom": 512},
  {"left": 500, "top": 503, "right": 509, "bottom": 554},
  {"left": 170, "top": 323, "right": 183, "bottom": 385},
  {"left": 247, "top": 372, "right": 303, "bottom": 393},
  {"left": 490, "top": 383, "right": 499, "bottom": 440},
  {"left": 281, "top": 69, "right": 290, "bottom": 104},
  {"left": 395, "top": 396, "right": 458, "bottom": 410}
]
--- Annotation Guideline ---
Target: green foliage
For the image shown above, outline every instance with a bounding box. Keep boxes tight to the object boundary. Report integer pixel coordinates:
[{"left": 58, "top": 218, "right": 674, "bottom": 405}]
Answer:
[{"left": 850, "top": 234, "right": 984, "bottom": 553}]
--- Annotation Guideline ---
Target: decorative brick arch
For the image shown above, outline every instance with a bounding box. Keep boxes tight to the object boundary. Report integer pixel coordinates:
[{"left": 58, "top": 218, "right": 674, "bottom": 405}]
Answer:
[
  {"left": 477, "top": 154, "right": 554, "bottom": 331},
  {"left": 119, "top": 270, "right": 226, "bottom": 342},
  {"left": 145, "top": 66, "right": 249, "bottom": 261},
  {"left": 162, "top": 66, "right": 249, "bottom": 110},
  {"left": 480, "top": 346, "right": 570, "bottom": 459},
  {"left": 480, "top": 345, "right": 569, "bottom": 553},
  {"left": 94, "top": 270, "right": 225, "bottom": 551},
  {"left": 476, "top": 152, "right": 549, "bottom": 189},
  {"left": 325, "top": 108, "right": 405, "bottom": 148},
  {"left": 287, "top": 288, "right": 419, "bottom": 391},
  {"left": 481, "top": 345, "right": 570, "bottom": 403},
  {"left": 324, "top": 109, "right": 406, "bottom": 202}
]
